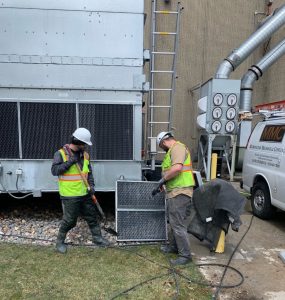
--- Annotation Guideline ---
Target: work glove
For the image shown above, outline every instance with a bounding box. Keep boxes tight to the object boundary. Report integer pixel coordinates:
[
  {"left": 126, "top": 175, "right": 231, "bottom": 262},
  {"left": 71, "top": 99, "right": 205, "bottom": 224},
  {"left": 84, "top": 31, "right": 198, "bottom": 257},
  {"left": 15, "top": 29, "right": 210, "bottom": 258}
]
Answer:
[
  {"left": 88, "top": 186, "right": 95, "bottom": 196},
  {"left": 63, "top": 155, "right": 78, "bottom": 170},
  {"left": 151, "top": 178, "right": 166, "bottom": 196},
  {"left": 68, "top": 155, "right": 79, "bottom": 165}
]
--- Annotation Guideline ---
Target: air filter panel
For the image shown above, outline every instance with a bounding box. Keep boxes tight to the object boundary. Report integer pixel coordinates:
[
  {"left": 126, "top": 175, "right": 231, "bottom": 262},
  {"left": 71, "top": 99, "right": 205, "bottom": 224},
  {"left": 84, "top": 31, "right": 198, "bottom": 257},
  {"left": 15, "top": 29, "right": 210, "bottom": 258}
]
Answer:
[{"left": 116, "top": 180, "right": 167, "bottom": 241}]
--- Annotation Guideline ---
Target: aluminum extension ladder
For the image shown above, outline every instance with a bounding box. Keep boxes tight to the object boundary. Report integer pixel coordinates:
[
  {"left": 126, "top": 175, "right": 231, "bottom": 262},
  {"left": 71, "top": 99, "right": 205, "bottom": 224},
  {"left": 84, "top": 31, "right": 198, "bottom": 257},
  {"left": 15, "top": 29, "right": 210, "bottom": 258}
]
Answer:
[{"left": 146, "top": 0, "right": 182, "bottom": 169}]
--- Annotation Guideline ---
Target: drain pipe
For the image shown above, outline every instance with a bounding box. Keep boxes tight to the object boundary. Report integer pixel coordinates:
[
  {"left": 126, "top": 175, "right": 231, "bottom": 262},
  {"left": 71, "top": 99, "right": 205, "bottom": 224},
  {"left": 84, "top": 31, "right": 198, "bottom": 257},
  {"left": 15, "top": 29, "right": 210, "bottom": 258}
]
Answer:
[
  {"left": 215, "top": 4, "right": 285, "bottom": 79},
  {"left": 240, "top": 38, "right": 285, "bottom": 113}
]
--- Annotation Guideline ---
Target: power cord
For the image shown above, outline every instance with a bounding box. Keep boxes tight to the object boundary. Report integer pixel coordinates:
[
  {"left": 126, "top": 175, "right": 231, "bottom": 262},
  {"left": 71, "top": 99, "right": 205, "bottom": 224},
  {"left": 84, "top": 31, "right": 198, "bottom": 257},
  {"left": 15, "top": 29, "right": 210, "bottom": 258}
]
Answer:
[
  {"left": 167, "top": 256, "right": 180, "bottom": 300},
  {"left": 0, "top": 178, "right": 33, "bottom": 199}
]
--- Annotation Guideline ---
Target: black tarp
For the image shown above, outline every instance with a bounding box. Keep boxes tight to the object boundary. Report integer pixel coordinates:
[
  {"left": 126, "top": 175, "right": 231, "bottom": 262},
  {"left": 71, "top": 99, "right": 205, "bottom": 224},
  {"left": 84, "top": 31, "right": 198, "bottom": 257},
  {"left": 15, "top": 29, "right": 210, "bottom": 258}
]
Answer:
[{"left": 187, "top": 179, "right": 246, "bottom": 251}]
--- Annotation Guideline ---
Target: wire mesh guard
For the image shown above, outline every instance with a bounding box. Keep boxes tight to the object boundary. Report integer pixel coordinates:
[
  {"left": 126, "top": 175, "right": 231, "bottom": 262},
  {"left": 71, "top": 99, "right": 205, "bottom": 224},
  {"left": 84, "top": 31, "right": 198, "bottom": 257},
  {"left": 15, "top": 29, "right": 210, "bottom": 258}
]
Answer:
[
  {"left": 116, "top": 181, "right": 167, "bottom": 241},
  {"left": 0, "top": 102, "right": 133, "bottom": 160}
]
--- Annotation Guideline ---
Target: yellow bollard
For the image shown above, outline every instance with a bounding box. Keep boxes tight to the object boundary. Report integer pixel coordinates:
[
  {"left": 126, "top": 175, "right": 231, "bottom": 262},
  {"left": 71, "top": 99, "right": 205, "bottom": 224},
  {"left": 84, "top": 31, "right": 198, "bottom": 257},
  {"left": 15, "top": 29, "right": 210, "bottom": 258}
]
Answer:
[
  {"left": 215, "top": 230, "right": 225, "bottom": 253},
  {"left": 211, "top": 153, "right": 218, "bottom": 180},
  {"left": 211, "top": 153, "right": 225, "bottom": 253}
]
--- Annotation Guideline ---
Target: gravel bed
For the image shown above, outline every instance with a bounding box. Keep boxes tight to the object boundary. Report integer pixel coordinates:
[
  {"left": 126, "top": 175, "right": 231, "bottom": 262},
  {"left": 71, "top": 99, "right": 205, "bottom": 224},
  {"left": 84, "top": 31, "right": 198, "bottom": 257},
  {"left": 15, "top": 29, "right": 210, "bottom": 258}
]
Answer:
[{"left": 0, "top": 205, "right": 117, "bottom": 247}]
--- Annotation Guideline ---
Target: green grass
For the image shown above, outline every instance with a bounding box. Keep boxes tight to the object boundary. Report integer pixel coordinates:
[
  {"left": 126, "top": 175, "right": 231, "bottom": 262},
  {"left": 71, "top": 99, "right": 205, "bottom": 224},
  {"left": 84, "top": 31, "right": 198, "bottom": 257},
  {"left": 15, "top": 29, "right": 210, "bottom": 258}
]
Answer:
[{"left": 0, "top": 242, "right": 211, "bottom": 300}]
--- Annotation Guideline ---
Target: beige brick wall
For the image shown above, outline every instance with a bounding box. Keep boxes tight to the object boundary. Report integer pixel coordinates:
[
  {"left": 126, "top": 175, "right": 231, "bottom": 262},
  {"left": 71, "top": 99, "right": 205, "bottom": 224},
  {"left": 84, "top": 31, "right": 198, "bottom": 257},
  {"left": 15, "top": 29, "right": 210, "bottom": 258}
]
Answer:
[{"left": 144, "top": 0, "right": 285, "bottom": 156}]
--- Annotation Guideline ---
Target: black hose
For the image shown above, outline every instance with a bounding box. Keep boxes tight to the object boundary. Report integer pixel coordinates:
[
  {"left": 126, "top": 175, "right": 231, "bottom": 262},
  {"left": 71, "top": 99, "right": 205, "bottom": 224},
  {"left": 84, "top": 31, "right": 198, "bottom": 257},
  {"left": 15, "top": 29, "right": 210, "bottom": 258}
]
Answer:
[{"left": 109, "top": 273, "right": 169, "bottom": 300}]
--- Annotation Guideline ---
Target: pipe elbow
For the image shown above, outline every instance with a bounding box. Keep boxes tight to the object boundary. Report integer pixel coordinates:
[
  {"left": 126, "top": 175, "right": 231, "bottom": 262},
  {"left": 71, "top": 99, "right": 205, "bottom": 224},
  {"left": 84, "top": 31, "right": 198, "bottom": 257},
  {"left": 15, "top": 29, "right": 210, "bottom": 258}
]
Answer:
[
  {"left": 215, "top": 60, "right": 233, "bottom": 79},
  {"left": 241, "top": 72, "right": 257, "bottom": 89}
]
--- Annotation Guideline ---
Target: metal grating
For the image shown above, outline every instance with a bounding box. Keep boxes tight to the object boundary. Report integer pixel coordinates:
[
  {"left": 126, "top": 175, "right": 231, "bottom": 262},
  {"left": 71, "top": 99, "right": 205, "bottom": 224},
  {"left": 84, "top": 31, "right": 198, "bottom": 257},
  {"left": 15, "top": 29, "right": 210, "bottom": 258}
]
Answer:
[
  {"left": 0, "top": 102, "right": 19, "bottom": 158},
  {"left": 117, "top": 211, "right": 167, "bottom": 241},
  {"left": 116, "top": 180, "right": 167, "bottom": 241},
  {"left": 21, "top": 103, "right": 76, "bottom": 159},
  {"left": 79, "top": 104, "right": 133, "bottom": 160},
  {"left": 117, "top": 180, "right": 165, "bottom": 209}
]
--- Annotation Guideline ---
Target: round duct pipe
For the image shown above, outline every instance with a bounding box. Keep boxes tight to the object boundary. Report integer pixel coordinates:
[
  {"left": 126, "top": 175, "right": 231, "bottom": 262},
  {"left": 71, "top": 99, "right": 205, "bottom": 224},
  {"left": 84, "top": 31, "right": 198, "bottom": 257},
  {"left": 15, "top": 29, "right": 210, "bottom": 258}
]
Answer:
[
  {"left": 240, "top": 38, "right": 285, "bottom": 113},
  {"left": 215, "top": 4, "right": 285, "bottom": 79}
]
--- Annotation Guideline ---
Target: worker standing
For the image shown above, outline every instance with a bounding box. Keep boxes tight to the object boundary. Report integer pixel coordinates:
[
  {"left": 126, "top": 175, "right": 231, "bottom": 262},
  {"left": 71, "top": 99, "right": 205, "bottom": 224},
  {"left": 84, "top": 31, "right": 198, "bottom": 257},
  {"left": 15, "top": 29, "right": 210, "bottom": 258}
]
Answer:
[
  {"left": 51, "top": 127, "right": 109, "bottom": 254},
  {"left": 153, "top": 132, "right": 194, "bottom": 265}
]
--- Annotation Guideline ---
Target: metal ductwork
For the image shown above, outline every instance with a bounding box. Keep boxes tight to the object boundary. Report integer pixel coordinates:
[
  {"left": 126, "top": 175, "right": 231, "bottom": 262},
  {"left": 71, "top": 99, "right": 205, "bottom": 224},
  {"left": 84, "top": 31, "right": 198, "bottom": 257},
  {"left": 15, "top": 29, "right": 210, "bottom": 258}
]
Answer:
[
  {"left": 215, "top": 4, "right": 285, "bottom": 79},
  {"left": 240, "top": 38, "right": 285, "bottom": 113}
]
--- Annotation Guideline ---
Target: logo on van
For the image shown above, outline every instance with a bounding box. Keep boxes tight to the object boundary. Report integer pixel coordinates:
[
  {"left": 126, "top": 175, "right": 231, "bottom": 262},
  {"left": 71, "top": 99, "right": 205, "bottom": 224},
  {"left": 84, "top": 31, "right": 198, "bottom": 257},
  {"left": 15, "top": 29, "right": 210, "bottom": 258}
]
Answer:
[{"left": 260, "top": 125, "right": 285, "bottom": 143}]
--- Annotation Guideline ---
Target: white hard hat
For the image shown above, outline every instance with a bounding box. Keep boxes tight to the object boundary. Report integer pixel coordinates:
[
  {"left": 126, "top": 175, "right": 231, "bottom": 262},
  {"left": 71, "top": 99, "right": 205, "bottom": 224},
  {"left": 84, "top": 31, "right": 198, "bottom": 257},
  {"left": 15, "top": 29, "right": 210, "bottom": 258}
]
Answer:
[
  {"left": 156, "top": 131, "right": 173, "bottom": 146},
  {"left": 72, "top": 128, "right": 92, "bottom": 146}
]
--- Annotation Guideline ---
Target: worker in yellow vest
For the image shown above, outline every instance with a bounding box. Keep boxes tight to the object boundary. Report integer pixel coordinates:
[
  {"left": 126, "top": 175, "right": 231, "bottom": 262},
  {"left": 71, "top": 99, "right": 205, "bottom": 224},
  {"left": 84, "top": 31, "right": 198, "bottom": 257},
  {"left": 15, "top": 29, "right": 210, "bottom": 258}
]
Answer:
[
  {"left": 153, "top": 131, "right": 195, "bottom": 265},
  {"left": 51, "top": 128, "right": 109, "bottom": 254}
]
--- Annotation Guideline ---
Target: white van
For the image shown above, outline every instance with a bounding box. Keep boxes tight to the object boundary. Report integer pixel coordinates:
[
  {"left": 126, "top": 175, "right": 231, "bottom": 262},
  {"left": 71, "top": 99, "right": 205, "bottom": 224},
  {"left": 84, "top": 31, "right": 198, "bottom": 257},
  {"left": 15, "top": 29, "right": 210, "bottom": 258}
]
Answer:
[{"left": 242, "top": 113, "right": 285, "bottom": 219}]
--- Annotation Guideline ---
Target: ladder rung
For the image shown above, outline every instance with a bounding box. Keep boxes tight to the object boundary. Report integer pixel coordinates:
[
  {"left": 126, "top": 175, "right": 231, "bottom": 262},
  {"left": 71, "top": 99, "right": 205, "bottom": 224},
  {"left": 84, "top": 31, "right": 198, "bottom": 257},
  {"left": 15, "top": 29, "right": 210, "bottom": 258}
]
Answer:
[
  {"left": 152, "top": 51, "right": 176, "bottom": 55},
  {"left": 149, "top": 121, "right": 170, "bottom": 124},
  {"left": 154, "top": 10, "right": 178, "bottom": 14},
  {"left": 150, "top": 88, "right": 173, "bottom": 91},
  {"left": 151, "top": 70, "right": 174, "bottom": 73},
  {"left": 149, "top": 105, "right": 171, "bottom": 108},
  {"left": 146, "top": 149, "right": 166, "bottom": 154},
  {"left": 153, "top": 32, "right": 177, "bottom": 35}
]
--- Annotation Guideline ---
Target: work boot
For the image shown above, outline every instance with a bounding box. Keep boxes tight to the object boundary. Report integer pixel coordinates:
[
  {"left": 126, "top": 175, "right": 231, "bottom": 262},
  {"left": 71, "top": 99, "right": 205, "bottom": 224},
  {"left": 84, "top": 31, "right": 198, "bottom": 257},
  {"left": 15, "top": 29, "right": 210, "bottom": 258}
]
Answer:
[
  {"left": 160, "top": 244, "right": 178, "bottom": 254},
  {"left": 93, "top": 235, "right": 110, "bottom": 247},
  {"left": 55, "top": 231, "right": 67, "bottom": 254},
  {"left": 90, "top": 225, "right": 110, "bottom": 246},
  {"left": 170, "top": 256, "right": 192, "bottom": 266}
]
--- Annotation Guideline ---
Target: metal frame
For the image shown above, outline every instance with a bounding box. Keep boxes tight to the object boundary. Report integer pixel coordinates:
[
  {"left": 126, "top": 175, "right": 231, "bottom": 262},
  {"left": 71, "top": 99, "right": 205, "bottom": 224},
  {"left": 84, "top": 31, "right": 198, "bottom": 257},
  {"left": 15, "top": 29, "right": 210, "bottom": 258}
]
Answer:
[
  {"left": 115, "top": 180, "right": 167, "bottom": 241},
  {"left": 198, "top": 134, "right": 235, "bottom": 181}
]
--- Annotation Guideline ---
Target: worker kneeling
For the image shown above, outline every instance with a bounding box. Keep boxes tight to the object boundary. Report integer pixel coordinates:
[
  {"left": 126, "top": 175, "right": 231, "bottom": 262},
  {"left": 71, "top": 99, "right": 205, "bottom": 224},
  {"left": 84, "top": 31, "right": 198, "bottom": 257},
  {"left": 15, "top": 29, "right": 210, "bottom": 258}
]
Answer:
[
  {"left": 51, "top": 128, "right": 109, "bottom": 254},
  {"left": 153, "top": 131, "right": 194, "bottom": 265}
]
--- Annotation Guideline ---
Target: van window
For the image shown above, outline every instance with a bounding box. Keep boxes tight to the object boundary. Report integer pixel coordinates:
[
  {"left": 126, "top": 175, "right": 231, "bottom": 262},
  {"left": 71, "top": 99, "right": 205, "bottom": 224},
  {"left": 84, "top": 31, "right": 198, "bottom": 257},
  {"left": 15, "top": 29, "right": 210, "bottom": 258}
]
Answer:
[{"left": 260, "top": 124, "right": 285, "bottom": 143}]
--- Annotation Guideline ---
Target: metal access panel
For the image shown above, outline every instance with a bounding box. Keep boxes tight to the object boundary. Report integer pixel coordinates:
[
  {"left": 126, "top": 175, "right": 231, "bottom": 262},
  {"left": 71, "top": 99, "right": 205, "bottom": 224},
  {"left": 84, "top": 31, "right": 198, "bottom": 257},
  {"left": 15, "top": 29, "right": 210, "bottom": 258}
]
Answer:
[
  {"left": 0, "top": 0, "right": 145, "bottom": 90},
  {"left": 1, "top": 0, "right": 144, "bottom": 13},
  {"left": 116, "top": 181, "right": 167, "bottom": 241}
]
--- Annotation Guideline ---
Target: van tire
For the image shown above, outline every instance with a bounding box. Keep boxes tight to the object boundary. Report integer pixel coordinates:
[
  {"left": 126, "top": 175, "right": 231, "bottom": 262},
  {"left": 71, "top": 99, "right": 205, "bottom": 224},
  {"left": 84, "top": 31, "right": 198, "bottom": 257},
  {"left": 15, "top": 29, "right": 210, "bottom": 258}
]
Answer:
[{"left": 251, "top": 182, "right": 275, "bottom": 219}]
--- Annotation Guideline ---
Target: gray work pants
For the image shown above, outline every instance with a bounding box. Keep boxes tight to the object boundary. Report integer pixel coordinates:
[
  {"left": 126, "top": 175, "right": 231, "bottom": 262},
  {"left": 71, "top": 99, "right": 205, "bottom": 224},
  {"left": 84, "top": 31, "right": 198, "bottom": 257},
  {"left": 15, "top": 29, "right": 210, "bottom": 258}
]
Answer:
[
  {"left": 59, "top": 196, "right": 100, "bottom": 235},
  {"left": 167, "top": 194, "right": 192, "bottom": 258}
]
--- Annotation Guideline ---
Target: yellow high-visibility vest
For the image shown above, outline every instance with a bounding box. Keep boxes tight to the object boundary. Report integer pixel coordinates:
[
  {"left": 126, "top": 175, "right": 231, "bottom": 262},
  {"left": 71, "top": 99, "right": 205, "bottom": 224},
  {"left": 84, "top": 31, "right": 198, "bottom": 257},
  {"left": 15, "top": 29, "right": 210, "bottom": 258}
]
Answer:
[
  {"left": 161, "top": 141, "right": 195, "bottom": 192},
  {"left": 58, "top": 148, "right": 90, "bottom": 197}
]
